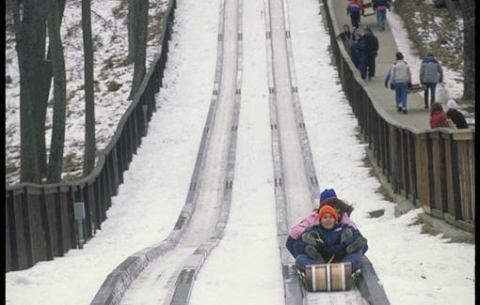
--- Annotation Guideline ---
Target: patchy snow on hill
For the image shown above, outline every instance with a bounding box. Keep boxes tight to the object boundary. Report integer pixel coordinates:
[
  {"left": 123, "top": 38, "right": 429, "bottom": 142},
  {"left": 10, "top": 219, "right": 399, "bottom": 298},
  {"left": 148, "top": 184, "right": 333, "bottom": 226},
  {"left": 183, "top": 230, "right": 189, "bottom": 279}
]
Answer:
[{"left": 5, "top": 0, "right": 168, "bottom": 184}]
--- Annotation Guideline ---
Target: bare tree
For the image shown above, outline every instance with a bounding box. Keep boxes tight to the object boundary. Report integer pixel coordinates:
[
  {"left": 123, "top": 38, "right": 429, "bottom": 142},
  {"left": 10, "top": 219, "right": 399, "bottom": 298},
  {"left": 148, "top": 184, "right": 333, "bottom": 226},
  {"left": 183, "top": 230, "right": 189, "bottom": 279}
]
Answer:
[
  {"left": 462, "top": 0, "right": 475, "bottom": 100},
  {"left": 11, "top": 0, "right": 48, "bottom": 183},
  {"left": 82, "top": 0, "right": 96, "bottom": 176},
  {"left": 128, "top": 0, "right": 149, "bottom": 100},
  {"left": 37, "top": 0, "right": 67, "bottom": 179},
  {"left": 46, "top": 0, "right": 68, "bottom": 183},
  {"left": 128, "top": 0, "right": 136, "bottom": 62}
]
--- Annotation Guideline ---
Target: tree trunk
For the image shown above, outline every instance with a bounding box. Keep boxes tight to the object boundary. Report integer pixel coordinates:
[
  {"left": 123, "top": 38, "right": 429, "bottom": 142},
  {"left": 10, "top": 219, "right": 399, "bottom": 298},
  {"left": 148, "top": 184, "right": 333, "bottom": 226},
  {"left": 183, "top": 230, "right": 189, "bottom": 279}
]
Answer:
[
  {"left": 462, "top": 0, "right": 475, "bottom": 100},
  {"left": 46, "top": 0, "right": 68, "bottom": 183},
  {"left": 37, "top": 0, "right": 67, "bottom": 179},
  {"left": 129, "top": 0, "right": 149, "bottom": 100},
  {"left": 12, "top": 0, "right": 48, "bottom": 183},
  {"left": 82, "top": 0, "right": 96, "bottom": 176},
  {"left": 128, "top": 0, "right": 136, "bottom": 62}
]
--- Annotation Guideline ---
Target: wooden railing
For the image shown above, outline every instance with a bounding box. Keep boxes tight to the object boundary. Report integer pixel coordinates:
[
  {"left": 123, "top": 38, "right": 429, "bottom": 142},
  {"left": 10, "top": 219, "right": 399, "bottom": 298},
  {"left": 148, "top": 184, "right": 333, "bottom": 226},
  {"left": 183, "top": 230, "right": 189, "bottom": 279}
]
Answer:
[
  {"left": 322, "top": 0, "right": 475, "bottom": 233},
  {"left": 5, "top": 0, "right": 177, "bottom": 272}
]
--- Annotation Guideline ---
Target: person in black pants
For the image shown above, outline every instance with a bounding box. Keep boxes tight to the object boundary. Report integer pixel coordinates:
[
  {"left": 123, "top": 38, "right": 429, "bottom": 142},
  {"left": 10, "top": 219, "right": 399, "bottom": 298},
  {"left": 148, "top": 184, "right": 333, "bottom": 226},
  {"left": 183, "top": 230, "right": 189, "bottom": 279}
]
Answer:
[
  {"left": 363, "top": 27, "right": 379, "bottom": 80},
  {"left": 347, "top": 0, "right": 364, "bottom": 29}
]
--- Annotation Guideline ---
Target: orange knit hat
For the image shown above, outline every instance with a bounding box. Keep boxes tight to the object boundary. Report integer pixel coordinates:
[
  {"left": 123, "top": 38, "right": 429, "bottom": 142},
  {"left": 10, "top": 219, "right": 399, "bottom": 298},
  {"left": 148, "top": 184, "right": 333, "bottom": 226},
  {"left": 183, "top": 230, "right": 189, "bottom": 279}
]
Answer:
[{"left": 318, "top": 205, "right": 339, "bottom": 223}]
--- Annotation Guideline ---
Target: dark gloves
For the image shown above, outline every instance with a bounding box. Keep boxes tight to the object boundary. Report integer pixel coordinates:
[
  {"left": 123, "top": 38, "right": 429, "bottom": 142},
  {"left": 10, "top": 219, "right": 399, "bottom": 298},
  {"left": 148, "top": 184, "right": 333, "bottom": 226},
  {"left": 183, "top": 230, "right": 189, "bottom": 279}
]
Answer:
[
  {"left": 302, "top": 230, "right": 324, "bottom": 246},
  {"left": 340, "top": 228, "right": 353, "bottom": 243},
  {"left": 407, "top": 82, "right": 412, "bottom": 89},
  {"left": 325, "top": 244, "right": 347, "bottom": 259},
  {"left": 345, "top": 236, "right": 368, "bottom": 254}
]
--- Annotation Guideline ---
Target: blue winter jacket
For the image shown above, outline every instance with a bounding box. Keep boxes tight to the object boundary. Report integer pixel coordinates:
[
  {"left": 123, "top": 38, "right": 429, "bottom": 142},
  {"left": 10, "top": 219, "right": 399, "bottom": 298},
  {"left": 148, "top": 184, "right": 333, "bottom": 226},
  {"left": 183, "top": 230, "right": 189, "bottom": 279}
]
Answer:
[
  {"left": 303, "top": 223, "right": 368, "bottom": 261},
  {"left": 420, "top": 56, "right": 443, "bottom": 83},
  {"left": 351, "top": 38, "right": 366, "bottom": 70}
]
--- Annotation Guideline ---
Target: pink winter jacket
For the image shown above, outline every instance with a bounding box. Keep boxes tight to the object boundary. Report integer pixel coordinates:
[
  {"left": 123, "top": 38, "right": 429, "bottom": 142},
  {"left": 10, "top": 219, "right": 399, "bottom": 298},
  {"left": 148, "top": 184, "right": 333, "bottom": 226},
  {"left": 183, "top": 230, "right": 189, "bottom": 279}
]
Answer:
[{"left": 289, "top": 211, "right": 358, "bottom": 239}]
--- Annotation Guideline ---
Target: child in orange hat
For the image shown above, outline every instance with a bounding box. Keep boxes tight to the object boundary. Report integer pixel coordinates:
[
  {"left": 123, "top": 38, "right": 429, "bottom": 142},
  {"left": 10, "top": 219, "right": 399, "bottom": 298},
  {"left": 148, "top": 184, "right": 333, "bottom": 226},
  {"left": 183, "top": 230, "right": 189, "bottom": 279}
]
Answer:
[{"left": 295, "top": 205, "right": 368, "bottom": 271}]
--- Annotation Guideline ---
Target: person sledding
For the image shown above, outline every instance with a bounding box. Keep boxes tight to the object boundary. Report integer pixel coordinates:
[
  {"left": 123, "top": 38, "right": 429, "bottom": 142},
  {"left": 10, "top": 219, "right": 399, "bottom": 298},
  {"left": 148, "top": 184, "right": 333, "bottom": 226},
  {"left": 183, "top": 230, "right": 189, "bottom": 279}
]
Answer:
[
  {"left": 286, "top": 188, "right": 358, "bottom": 258},
  {"left": 295, "top": 205, "right": 368, "bottom": 272}
]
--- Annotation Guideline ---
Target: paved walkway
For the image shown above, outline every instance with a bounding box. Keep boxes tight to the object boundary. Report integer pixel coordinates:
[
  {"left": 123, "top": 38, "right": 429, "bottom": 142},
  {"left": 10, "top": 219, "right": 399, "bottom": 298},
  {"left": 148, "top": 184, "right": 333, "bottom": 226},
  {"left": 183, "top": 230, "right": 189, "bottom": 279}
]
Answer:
[{"left": 330, "top": 1, "right": 432, "bottom": 132}]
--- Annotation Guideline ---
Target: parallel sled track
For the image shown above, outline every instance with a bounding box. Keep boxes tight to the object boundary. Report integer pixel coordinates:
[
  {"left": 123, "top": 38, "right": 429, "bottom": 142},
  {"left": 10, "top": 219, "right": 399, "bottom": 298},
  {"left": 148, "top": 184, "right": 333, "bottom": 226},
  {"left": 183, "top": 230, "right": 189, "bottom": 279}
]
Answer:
[
  {"left": 264, "top": 0, "right": 387, "bottom": 305},
  {"left": 91, "top": 0, "right": 243, "bottom": 304}
]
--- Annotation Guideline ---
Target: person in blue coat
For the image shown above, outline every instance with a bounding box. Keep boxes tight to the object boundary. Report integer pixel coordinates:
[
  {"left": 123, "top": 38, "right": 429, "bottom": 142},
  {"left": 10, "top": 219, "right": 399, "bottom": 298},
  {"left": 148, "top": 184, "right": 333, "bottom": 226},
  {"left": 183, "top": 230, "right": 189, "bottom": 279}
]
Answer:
[
  {"left": 295, "top": 205, "right": 368, "bottom": 271},
  {"left": 420, "top": 52, "right": 443, "bottom": 109},
  {"left": 351, "top": 31, "right": 366, "bottom": 79}
]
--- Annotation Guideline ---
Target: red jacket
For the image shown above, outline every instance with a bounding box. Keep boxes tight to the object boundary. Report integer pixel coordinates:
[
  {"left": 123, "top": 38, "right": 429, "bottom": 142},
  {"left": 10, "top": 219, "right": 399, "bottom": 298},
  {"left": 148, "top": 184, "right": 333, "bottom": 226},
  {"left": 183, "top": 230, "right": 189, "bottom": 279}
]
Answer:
[
  {"left": 347, "top": 0, "right": 364, "bottom": 11},
  {"left": 430, "top": 111, "right": 448, "bottom": 128}
]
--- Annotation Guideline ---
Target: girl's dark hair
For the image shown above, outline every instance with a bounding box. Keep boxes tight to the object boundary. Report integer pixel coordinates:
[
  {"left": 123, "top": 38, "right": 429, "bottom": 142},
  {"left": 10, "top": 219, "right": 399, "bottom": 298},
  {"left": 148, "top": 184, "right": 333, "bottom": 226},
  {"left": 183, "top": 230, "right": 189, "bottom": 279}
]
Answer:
[
  {"left": 318, "top": 198, "right": 354, "bottom": 216},
  {"left": 430, "top": 102, "right": 444, "bottom": 115}
]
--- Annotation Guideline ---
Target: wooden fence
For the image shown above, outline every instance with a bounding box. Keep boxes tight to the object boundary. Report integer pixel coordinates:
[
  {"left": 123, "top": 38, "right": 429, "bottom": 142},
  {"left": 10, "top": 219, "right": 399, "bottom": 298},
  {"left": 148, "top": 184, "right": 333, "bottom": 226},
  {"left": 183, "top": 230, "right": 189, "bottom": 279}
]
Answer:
[
  {"left": 5, "top": 0, "right": 177, "bottom": 272},
  {"left": 322, "top": 0, "right": 475, "bottom": 233}
]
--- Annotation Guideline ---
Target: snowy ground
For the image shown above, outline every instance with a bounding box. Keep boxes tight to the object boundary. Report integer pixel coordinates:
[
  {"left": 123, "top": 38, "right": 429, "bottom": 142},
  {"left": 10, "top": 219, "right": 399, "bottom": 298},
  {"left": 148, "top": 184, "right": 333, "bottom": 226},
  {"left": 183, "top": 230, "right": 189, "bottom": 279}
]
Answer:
[
  {"left": 4, "top": 0, "right": 168, "bottom": 184},
  {"left": 5, "top": 0, "right": 474, "bottom": 305}
]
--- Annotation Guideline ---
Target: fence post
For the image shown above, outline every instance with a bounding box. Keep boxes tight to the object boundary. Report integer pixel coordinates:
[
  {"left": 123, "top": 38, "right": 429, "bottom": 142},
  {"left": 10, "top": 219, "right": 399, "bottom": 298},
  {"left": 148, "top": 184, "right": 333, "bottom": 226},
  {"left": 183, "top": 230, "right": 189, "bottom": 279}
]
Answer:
[
  {"left": 6, "top": 190, "right": 15, "bottom": 271},
  {"left": 389, "top": 126, "right": 401, "bottom": 194},
  {"left": 451, "top": 131, "right": 475, "bottom": 228}
]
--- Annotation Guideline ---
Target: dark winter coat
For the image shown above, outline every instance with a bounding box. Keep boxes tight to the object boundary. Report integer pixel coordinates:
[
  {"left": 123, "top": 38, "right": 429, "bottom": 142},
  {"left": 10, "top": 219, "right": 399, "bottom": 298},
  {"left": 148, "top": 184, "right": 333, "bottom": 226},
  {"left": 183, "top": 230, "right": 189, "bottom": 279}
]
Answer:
[
  {"left": 302, "top": 223, "right": 367, "bottom": 262},
  {"left": 430, "top": 110, "right": 449, "bottom": 128},
  {"left": 372, "top": 0, "right": 391, "bottom": 10},
  {"left": 351, "top": 38, "right": 366, "bottom": 70},
  {"left": 363, "top": 33, "right": 379, "bottom": 57},
  {"left": 446, "top": 109, "right": 468, "bottom": 129},
  {"left": 420, "top": 56, "right": 443, "bottom": 84}
]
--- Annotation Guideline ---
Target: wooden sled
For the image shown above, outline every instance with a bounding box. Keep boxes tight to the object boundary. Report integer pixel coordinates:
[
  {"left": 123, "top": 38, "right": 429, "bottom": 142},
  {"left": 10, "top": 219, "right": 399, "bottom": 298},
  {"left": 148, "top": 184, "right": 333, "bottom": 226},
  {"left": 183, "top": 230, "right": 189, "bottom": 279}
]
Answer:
[
  {"left": 408, "top": 83, "right": 425, "bottom": 94},
  {"left": 362, "top": 2, "right": 375, "bottom": 16},
  {"left": 304, "top": 262, "right": 353, "bottom": 292}
]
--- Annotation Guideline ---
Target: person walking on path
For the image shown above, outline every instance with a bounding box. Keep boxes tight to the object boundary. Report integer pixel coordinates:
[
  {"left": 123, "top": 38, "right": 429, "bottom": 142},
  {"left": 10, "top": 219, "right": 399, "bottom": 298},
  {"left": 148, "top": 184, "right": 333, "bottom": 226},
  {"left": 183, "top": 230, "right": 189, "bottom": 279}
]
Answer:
[
  {"left": 363, "top": 27, "right": 379, "bottom": 80},
  {"left": 446, "top": 99, "right": 468, "bottom": 129},
  {"left": 372, "top": 0, "right": 391, "bottom": 31},
  {"left": 420, "top": 52, "right": 443, "bottom": 109},
  {"left": 351, "top": 30, "right": 366, "bottom": 79},
  {"left": 384, "top": 52, "right": 412, "bottom": 114},
  {"left": 347, "top": 0, "right": 364, "bottom": 29}
]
